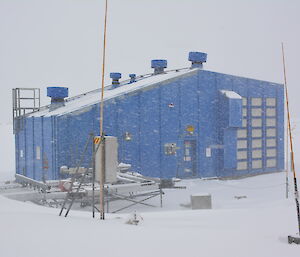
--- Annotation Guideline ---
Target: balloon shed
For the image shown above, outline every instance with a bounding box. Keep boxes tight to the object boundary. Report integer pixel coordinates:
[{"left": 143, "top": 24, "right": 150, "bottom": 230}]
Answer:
[{"left": 13, "top": 52, "right": 284, "bottom": 181}]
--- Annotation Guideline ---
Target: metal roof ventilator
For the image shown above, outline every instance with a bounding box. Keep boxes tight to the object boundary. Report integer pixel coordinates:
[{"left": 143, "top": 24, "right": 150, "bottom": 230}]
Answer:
[
  {"left": 47, "top": 87, "right": 68, "bottom": 111},
  {"left": 188, "top": 51, "right": 207, "bottom": 69},
  {"left": 151, "top": 59, "right": 167, "bottom": 75}
]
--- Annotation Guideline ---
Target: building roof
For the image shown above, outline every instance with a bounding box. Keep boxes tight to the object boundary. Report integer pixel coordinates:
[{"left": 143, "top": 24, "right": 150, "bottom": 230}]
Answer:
[
  {"left": 28, "top": 67, "right": 282, "bottom": 118},
  {"left": 29, "top": 68, "right": 196, "bottom": 117}
]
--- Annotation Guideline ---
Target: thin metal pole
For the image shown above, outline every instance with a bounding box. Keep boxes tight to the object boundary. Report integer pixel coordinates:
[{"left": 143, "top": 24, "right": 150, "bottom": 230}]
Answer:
[
  {"left": 160, "top": 186, "right": 163, "bottom": 208},
  {"left": 99, "top": 0, "right": 108, "bottom": 220},
  {"left": 286, "top": 117, "right": 289, "bottom": 199},
  {"left": 92, "top": 134, "right": 95, "bottom": 218},
  {"left": 12, "top": 89, "right": 15, "bottom": 132},
  {"left": 281, "top": 42, "right": 300, "bottom": 234}
]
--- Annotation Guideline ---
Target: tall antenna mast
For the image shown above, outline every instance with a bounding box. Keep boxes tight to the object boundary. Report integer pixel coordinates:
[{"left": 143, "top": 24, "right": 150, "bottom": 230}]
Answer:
[
  {"left": 285, "top": 117, "right": 289, "bottom": 199},
  {"left": 281, "top": 43, "right": 300, "bottom": 239},
  {"left": 99, "top": 0, "right": 108, "bottom": 220}
]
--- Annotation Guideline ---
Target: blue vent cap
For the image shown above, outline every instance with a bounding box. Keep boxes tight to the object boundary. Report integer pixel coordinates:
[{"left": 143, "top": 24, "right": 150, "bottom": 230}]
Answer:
[
  {"left": 110, "top": 72, "right": 122, "bottom": 79},
  {"left": 129, "top": 73, "right": 136, "bottom": 83},
  {"left": 151, "top": 59, "right": 167, "bottom": 69},
  {"left": 188, "top": 52, "right": 207, "bottom": 63},
  {"left": 47, "top": 87, "right": 68, "bottom": 99}
]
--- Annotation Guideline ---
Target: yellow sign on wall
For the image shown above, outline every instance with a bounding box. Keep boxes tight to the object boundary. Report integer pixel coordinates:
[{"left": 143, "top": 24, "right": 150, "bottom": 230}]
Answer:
[
  {"left": 186, "top": 125, "right": 195, "bottom": 133},
  {"left": 94, "top": 137, "right": 101, "bottom": 144}
]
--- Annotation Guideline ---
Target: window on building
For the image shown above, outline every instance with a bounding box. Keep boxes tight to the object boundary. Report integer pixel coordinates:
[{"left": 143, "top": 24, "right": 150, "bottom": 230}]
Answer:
[
  {"left": 267, "top": 148, "right": 277, "bottom": 157},
  {"left": 242, "top": 97, "right": 247, "bottom": 106},
  {"left": 266, "top": 139, "right": 276, "bottom": 147},
  {"left": 237, "top": 161, "right": 247, "bottom": 170},
  {"left": 252, "top": 149, "right": 262, "bottom": 158},
  {"left": 237, "top": 129, "right": 247, "bottom": 138},
  {"left": 252, "top": 159, "right": 262, "bottom": 169},
  {"left": 237, "top": 150, "right": 247, "bottom": 160},
  {"left": 252, "top": 118, "right": 262, "bottom": 127},
  {"left": 242, "top": 108, "right": 247, "bottom": 117},
  {"left": 266, "top": 98, "right": 276, "bottom": 106},
  {"left": 251, "top": 108, "right": 262, "bottom": 117},
  {"left": 252, "top": 129, "right": 262, "bottom": 138},
  {"left": 237, "top": 140, "right": 247, "bottom": 149},
  {"left": 267, "top": 159, "right": 277, "bottom": 168},
  {"left": 267, "top": 128, "right": 276, "bottom": 137},
  {"left": 266, "top": 118, "right": 276, "bottom": 127},
  {"left": 266, "top": 108, "right": 276, "bottom": 116},
  {"left": 252, "top": 139, "right": 262, "bottom": 148},
  {"left": 251, "top": 98, "right": 262, "bottom": 106},
  {"left": 242, "top": 118, "right": 247, "bottom": 127}
]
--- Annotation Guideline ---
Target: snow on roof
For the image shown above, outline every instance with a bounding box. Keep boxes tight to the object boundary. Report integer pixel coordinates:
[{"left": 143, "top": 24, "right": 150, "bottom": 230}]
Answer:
[
  {"left": 220, "top": 90, "right": 242, "bottom": 99},
  {"left": 29, "top": 68, "right": 196, "bottom": 117}
]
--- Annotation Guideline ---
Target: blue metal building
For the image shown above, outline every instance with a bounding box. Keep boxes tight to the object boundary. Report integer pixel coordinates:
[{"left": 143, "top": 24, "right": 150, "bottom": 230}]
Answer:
[{"left": 14, "top": 52, "right": 284, "bottom": 180}]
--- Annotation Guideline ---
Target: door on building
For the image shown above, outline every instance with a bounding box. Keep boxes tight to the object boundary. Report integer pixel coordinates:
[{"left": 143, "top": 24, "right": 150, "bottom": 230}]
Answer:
[{"left": 177, "top": 139, "right": 197, "bottom": 178}]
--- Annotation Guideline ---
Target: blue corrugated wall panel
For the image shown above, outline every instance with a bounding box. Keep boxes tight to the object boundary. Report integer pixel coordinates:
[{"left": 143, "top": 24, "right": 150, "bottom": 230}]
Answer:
[
  {"left": 216, "top": 73, "right": 235, "bottom": 175},
  {"left": 14, "top": 133, "right": 19, "bottom": 175},
  {"left": 178, "top": 74, "right": 199, "bottom": 178},
  {"left": 16, "top": 126, "right": 26, "bottom": 176},
  {"left": 139, "top": 88, "right": 161, "bottom": 178},
  {"left": 60, "top": 107, "right": 95, "bottom": 172},
  {"left": 116, "top": 93, "right": 141, "bottom": 172},
  {"left": 229, "top": 99, "right": 242, "bottom": 127},
  {"left": 160, "top": 81, "right": 180, "bottom": 178},
  {"left": 25, "top": 118, "right": 34, "bottom": 179},
  {"left": 197, "top": 71, "right": 218, "bottom": 177},
  {"left": 52, "top": 116, "right": 59, "bottom": 179},
  {"left": 33, "top": 118, "right": 42, "bottom": 181},
  {"left": 56, "top": 116, "right": 69, "bottom": 177},
  {"left": 103, "top": 101, "right": 117, "bottom": 137},
  {"left": 42, "top": 117, "right": 54, "bottom": 180},
  {"left": 223, "top": 128, "right": 238, "bottom": 173}
]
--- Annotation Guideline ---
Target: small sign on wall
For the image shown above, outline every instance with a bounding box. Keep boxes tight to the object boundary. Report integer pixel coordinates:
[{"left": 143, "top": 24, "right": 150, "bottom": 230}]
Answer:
[
  {"left": 186, "top": 125, "right": 195, "bottom": 134},
  {"left": 36, "top": 146, "right": 41, "bottom": 160},
  {"left": 206, "top": 147, "right": 211, "bottom": 157}
]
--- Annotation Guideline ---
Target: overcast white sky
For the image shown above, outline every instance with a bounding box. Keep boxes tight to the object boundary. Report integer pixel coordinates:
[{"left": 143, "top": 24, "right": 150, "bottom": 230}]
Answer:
[
  {"left": 1, "top": 0, "right": 300, "bottom": 124},
  {"left": 0, "top": 0, "right": 300, "bottom": 178}
]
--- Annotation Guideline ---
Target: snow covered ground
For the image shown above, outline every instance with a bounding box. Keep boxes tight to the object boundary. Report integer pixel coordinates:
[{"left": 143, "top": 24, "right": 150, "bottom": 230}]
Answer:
[{"left": 0, "top": 172, "right": 299, "bottom": 257}]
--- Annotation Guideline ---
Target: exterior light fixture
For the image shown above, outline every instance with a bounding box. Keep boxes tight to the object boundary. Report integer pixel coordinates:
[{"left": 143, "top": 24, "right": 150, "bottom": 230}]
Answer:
[{"left": 124, "top": 132, "right": 132, "bottom": 141}]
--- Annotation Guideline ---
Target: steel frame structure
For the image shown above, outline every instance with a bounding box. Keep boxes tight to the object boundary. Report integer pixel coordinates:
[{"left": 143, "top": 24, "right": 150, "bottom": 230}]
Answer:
[{"left": 12, "top": 88, "right": 40, "bottom": 133}]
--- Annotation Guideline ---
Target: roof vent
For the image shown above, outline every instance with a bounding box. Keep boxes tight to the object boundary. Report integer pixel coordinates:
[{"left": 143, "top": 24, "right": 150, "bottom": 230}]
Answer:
[
  {"left": 47, "top": 87, "right": 68, "bottom": 111},
  {"left": 151, "top": 59, "right": 167, "bottom": 75},
  {"left": 110, "top": 72, "right": 122, "bottom": 89},
  {"left": 188, "top": 52, "right": 207, "bottom": 69},
  {"left": 129, "top": 74, "right": 136, "bottom": 83}
]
